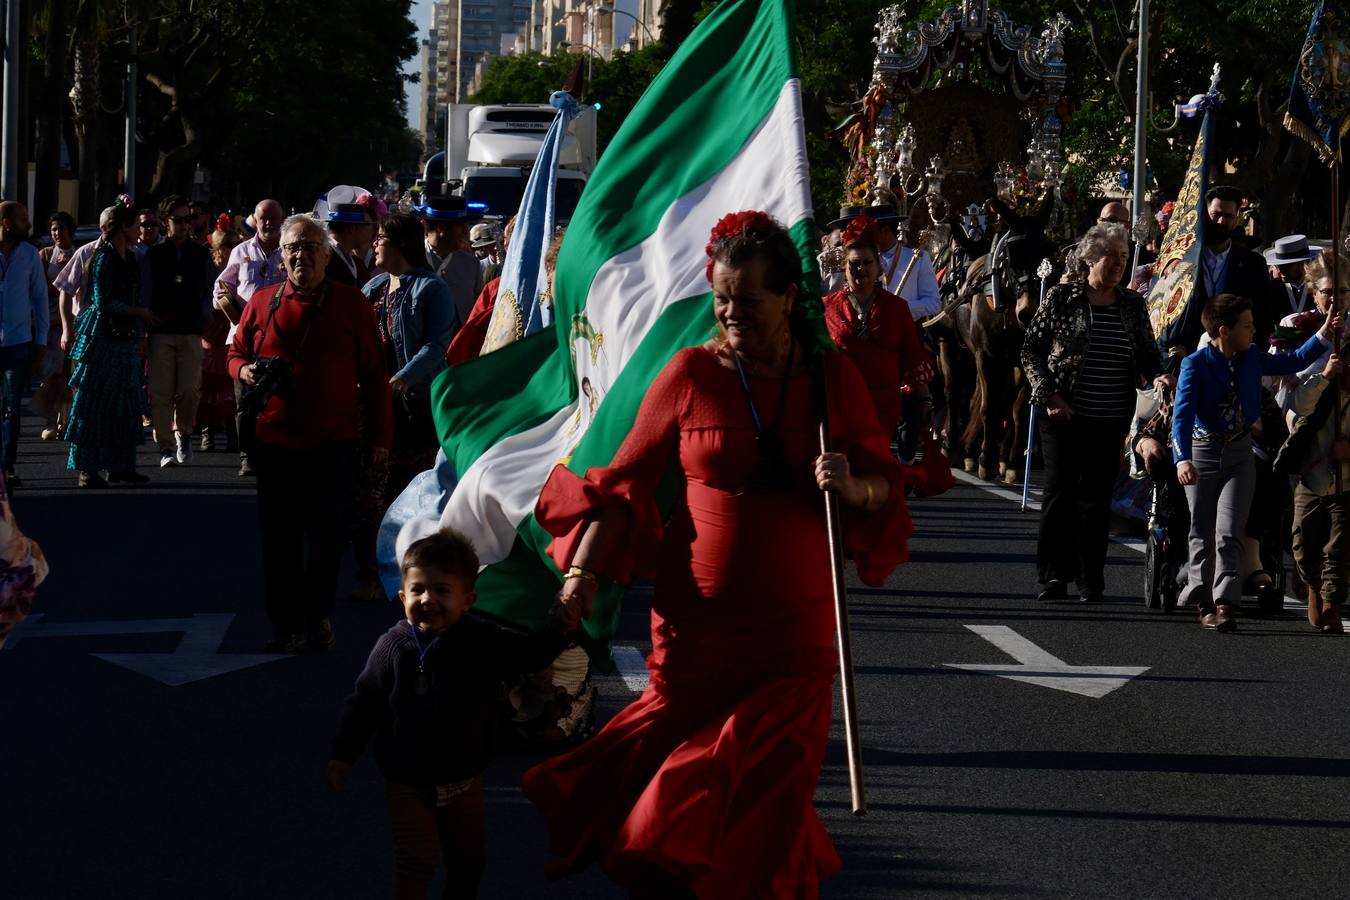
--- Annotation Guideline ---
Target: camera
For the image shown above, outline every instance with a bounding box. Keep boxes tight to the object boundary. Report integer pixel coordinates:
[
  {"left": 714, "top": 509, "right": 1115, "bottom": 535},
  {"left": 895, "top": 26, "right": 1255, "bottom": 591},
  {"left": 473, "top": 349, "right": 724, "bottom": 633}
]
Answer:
[{"left": 239, "top": 356, "right": 299, "bottom": 418}]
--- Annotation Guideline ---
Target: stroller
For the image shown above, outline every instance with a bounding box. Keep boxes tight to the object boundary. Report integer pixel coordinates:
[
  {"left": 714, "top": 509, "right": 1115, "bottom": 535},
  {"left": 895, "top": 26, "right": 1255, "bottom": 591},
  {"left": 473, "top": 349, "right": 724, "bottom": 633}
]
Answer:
[{"left": 1131, "top": 392, "right": 1187, "bottom": 612}]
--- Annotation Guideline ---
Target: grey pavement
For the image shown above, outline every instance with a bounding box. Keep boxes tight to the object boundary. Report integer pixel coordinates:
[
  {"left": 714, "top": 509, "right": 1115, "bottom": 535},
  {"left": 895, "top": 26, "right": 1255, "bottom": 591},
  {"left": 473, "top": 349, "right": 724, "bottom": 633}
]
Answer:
[{"left": 3, "top": 404, "right": 1350, "bottom": 899}]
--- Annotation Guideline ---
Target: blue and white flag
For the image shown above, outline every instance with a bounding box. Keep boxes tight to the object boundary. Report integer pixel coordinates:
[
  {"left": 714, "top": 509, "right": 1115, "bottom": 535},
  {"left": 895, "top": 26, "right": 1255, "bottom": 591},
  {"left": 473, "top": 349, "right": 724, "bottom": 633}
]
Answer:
[{"left": 480, "top": 90, "right": 582, "bottom": 350}]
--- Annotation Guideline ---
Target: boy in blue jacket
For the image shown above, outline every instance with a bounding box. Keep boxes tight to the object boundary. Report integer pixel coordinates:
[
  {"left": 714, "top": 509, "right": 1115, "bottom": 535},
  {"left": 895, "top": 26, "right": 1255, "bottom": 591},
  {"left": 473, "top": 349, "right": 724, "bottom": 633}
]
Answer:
[{"left": 1173, "top": 293, "right": 1340, "bottom": 631}]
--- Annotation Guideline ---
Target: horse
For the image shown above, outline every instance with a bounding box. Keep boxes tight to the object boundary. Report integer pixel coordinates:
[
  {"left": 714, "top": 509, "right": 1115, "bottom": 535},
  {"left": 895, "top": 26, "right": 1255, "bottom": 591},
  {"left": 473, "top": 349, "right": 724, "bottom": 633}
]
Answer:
[{"left": 933, "top": 217, "right": 1053, "bottom": 483}]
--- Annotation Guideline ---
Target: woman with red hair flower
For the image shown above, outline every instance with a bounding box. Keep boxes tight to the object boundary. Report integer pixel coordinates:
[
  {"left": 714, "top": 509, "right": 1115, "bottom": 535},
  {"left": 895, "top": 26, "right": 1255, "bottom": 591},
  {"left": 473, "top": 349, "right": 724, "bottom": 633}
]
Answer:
[
  {"left": 823, "top": 215, "right": 933, "bottom": 444},
  {"left": 521, "top": 211, "right": 911, "bottom": 897}
]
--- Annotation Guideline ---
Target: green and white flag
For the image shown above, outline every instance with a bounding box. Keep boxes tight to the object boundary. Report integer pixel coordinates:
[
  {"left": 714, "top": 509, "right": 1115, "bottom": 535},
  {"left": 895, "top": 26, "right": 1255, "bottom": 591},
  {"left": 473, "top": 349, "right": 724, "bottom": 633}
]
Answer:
[{"left": 402, "top": 0, "right": 816, "bottom": 655}]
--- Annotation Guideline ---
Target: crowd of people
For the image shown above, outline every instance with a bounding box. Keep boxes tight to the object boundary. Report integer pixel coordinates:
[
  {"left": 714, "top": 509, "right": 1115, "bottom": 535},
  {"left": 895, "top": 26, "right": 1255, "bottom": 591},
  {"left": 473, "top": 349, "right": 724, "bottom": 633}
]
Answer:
[{"left": 0, "top": 168, "right": 1346, "bottom": 897}]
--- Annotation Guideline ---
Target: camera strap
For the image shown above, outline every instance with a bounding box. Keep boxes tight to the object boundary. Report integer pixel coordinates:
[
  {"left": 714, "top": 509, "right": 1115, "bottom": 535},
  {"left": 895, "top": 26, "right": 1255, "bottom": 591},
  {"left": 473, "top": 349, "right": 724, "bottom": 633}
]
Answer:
[{"left": 252, "top": 280, "right": 330, "bottom": 362}]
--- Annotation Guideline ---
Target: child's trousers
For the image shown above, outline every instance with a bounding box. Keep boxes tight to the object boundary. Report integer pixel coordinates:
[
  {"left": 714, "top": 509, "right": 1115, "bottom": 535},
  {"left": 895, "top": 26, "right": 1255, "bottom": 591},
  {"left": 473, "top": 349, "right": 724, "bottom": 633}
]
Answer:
[
  {"left": 386, "top": 777, "right": 485, "bottom": 900},
  {"left": 1181, "top": 433, "right": 1255, "bottom": 611}
]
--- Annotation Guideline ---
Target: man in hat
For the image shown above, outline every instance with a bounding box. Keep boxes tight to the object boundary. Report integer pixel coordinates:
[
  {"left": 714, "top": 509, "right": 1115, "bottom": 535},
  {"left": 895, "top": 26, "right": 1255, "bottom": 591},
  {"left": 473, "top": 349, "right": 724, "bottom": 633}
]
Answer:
[
  {"left": 215, "top": 198, "right": 286, "bottom": 477},
  {"left": 421, "top": 195, "right": 482, "bottom": 327},
  {"left": 471, "top": 222, "right": 502, "bottom": 283},
  {"left": 146, "top": 194, "right": 214, "bottom": 469},
  {"left": 1265, "top": 234, "right": 1320, "bottom": 317},
  {"left": 325, "top": 203, "right": 376, "bottom": 287},
  {"left": 869, "top": 204, "right": 941, "bottom": 321}
]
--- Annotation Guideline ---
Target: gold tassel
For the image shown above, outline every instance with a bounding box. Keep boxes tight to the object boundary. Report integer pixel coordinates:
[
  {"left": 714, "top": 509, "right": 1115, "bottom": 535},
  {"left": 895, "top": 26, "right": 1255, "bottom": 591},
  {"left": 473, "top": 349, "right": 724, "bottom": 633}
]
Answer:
[{"left": 1284, "top": 111, "right": 1340, "bottom": 165}]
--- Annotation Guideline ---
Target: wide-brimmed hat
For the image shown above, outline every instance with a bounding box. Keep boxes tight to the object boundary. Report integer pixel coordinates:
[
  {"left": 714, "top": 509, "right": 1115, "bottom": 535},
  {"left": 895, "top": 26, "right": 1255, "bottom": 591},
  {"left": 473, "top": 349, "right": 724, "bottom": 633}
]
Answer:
[
  {"left": 326, "top": 203, "right": 375, "bottom": 225},
  {"left": 826, "top": 202, "right": 905, "bottom": 231},
  {"left": 469, "top": 223, "right": 498, "bottom": 248},
  {"left": 1264, "top": 234, "right": 1321, "bottom": 266},
  {"left": 418, "top": 195, "right": 482, "bottom": 223}
]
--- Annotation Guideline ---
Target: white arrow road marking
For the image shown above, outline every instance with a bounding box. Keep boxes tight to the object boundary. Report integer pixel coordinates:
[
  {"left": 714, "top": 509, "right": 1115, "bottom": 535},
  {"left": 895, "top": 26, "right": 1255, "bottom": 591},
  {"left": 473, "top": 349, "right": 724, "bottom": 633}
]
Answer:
[
  {"left": 6, "top": 613, "right": 288, "bottom": 686},
  {"left": 611, "top": 645, "right": 649, "bottom": 693},
  {"left": 945, "top": 625, "right": 1150, "bottom": 699}
]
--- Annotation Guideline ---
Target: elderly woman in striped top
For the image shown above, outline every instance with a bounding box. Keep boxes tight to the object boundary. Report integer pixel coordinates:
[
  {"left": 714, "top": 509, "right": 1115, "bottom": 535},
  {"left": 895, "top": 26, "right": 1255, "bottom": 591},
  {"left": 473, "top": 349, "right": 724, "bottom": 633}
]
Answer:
[{"left": 1022, "top": 224, "right": 1170, "bottom": 603}]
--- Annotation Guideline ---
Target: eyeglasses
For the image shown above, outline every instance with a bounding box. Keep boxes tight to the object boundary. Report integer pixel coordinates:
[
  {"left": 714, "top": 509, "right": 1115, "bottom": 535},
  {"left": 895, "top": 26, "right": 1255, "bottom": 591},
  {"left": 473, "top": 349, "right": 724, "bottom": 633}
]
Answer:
[
  {"left": 282, "top": 241, "right": 324, "bottom": 256},
  {"left": 139, "top": 221, "right": 159, "bottom": 229},
  {"left": 373, "top": 234, "right": 389, "bottom": 244}
]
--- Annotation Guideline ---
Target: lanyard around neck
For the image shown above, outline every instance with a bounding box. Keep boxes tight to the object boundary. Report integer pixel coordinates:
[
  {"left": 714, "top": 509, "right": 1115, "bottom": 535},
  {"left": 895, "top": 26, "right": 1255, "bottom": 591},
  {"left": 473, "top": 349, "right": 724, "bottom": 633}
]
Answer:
[{"left": 731, "top": 341, "right": 796, "bottom": 434}]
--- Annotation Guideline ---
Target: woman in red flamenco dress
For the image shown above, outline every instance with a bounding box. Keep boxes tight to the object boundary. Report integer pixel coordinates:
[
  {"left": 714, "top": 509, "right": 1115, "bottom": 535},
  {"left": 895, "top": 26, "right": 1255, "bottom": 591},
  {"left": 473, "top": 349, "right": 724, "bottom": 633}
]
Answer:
[
  {"left": 822, "top": 214, "right": 933, "bottom": 440},
  {"left": 522, "top": 212, "right": 912, "bottom": 898}
]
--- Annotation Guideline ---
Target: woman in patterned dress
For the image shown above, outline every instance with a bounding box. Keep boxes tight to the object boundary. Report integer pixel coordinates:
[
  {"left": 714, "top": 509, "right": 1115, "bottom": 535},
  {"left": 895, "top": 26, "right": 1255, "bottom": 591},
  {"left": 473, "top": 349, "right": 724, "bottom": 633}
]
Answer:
[{"left": 65, "top": 201, "right": 155, "bottom": 488}]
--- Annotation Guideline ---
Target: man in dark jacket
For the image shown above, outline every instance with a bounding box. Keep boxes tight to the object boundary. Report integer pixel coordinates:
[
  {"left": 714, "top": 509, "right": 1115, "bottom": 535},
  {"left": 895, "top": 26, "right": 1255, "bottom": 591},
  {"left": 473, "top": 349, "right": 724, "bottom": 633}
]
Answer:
[
  {"left": 1166, "top": 185, "right": 1281, "bottom": 357},
  {"left": 146, "top": 194, "right": 214, "bottom": 468}
]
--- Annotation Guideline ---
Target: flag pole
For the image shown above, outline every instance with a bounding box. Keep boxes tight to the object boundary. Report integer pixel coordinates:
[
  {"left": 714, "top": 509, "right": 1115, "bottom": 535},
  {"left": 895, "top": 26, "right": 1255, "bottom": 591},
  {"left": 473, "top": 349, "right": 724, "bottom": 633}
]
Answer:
[
  {"left": 1332, "top": 145, "right": 1342, "bottom": 493},
  {"left": 817, "top": 383, "right": 867, "bottom": 816}
]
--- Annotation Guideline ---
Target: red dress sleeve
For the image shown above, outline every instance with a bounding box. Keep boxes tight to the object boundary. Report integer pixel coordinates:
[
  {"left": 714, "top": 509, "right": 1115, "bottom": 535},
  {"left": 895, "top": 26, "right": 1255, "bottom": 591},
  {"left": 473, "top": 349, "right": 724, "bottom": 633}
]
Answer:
[
  {"left": 828, "top": 352, "right": 913, "bottom": 584},
  {"left": 534, "top": 348, "right": 691, "bottom": 583},
  {"left": 446, "top": 277, "right": 499, "bottom": 366}
]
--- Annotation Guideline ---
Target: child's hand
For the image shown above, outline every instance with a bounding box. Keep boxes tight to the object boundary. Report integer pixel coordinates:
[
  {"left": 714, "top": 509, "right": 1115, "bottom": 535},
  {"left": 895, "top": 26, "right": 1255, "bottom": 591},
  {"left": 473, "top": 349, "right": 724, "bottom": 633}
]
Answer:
[
  {"left": 551, "top": 592, "right": 584, "bottom": 631},
  {"left": 1177, "top": 461, "right": 1198, "bottom": 486},
  {"left": 327, "top": 760, "right": 352, "bottom": 792}
]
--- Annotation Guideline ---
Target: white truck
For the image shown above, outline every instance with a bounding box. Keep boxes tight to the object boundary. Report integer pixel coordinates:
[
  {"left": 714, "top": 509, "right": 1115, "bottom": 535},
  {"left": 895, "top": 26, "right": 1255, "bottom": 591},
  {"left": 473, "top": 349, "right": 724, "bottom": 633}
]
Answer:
[{"left": 423, "top": 102, "right": 598, "bottom": 222}]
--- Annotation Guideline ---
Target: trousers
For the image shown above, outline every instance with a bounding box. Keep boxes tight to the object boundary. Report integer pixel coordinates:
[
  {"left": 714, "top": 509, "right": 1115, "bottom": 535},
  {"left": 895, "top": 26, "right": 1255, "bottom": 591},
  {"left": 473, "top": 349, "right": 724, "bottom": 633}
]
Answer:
[
  {"left": 0, "top": 343, "right": 30, "bottom": 471},
  {"left": 385, "top": 778, "right": 485, "bottom": 900},
  {"left": 148, "top": 333, "right": 203, "bottom": 451},
  {"left": 1036, "top": 413, "right": 1129, "bottom": 593},
  {"left": 1292, "top": 485, "right": 1350, "bottom": 605},
  {"left": 252, "top": 440, "right": 357, "bottom": 637},
  {"left": 1180, "top": 434, "right": 1255, "bottom": 611}
]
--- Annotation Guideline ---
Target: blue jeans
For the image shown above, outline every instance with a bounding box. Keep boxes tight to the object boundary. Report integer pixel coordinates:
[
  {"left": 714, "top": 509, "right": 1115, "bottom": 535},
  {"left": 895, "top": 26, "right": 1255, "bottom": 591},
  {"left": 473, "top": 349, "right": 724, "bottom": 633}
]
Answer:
[{"left": 0, "top": 343, "right": 30, "bottom": 472}]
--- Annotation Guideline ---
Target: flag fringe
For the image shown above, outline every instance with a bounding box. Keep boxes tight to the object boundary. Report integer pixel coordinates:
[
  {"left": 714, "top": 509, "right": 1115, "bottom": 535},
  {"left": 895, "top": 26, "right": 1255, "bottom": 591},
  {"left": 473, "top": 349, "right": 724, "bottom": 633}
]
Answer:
[{"left": 1284, "top": 111, "right": 1347, "bottom": 166}]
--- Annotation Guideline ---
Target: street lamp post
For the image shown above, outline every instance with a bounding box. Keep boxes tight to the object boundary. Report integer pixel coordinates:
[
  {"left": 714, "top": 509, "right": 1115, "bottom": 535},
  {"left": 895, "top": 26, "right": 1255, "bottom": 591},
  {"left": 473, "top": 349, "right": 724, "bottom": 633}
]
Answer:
[{"left": 593, "top": 3, "right": 656, "bottom": 48}]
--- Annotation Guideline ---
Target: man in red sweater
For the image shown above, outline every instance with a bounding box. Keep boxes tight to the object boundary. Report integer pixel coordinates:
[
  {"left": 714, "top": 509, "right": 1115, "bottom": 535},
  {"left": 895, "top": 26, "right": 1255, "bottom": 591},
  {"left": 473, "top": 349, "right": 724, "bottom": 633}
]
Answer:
[{"left": 228, "top": 215, "right": 392, "bottom": 653}]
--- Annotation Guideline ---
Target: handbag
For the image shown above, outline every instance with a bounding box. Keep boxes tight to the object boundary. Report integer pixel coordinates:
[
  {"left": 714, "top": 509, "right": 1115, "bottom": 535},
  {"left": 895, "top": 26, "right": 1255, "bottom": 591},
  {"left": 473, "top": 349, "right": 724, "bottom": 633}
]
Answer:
[{"left": 1273, "top": 382, "right": 1338, "bottom": 476}]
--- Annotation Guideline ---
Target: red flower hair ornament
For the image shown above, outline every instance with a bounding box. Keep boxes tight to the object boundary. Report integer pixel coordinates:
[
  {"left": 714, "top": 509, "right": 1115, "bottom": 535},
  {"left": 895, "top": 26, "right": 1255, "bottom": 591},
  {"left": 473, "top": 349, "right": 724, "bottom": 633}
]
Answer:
[
  {"left": 704, "top": 210, "right": 778, "bottom": 282},
  {"left": 215, "top": 213, "right": 233, "bottom": 234},
  {"left": 840, "top": 214, "right": 880, "bottom": 249}
]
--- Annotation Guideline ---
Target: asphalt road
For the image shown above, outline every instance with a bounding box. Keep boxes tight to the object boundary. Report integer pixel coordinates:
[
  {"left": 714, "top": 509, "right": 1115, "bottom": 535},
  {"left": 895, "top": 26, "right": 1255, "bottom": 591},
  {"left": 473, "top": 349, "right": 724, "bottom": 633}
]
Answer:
[{"left": 4, "top": 406, "right": 1350, "bottom": 899}]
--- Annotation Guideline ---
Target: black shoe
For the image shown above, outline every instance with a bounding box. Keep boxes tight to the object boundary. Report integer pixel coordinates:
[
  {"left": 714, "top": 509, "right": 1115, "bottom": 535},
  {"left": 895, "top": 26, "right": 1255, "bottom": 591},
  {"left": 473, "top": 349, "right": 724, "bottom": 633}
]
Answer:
[
  {"left": 5, "top": 472, "right": 20, "bottom": 488},
  {"left": 77, "top": 471, "right": 108, "bottom": 489},
  {"left": 1037, "top": 580, "right": 1068, "bottom": 602},
  {"left": 1080, "top": 591, "right": 1104, "bottom": 604},
  {"left": 308, "top": 619, "right": 336, "bottom": 651},
  {"left": 108, "top": 470, "right": 150, "bottom": 485},
  {"left": 264, "top": 633, "right": 306, "bottom": 654}
]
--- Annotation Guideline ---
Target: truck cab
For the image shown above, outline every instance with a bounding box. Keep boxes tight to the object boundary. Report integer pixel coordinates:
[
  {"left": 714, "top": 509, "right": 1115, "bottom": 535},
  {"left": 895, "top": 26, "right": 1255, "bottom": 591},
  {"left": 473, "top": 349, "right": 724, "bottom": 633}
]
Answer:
[{"left": 423, "top": 102, "right": 598, "bottom": 223}]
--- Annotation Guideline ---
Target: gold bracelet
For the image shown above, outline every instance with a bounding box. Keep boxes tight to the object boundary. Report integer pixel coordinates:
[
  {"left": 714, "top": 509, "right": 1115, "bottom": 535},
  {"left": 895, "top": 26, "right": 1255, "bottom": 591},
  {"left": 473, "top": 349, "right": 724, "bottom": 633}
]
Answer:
[
  {"left": 565, "top": 565, "right": 598, "bottom": 585},
  {"left": 864, "top": 478, "right": 875, "bottom": 509}
]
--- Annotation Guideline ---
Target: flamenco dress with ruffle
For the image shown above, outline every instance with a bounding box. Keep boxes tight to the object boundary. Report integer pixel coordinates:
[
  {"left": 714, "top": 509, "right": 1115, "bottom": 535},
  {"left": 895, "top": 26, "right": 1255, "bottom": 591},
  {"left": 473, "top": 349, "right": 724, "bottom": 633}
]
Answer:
[
  {"left": 65, "top": 246, "right": 147, "bottom": 474},
  {"left": 823, "top": 287, "right": 933, "bottom": 432},
  {"left": 523, "top": 345, "right": 911, "bottom": 898}
]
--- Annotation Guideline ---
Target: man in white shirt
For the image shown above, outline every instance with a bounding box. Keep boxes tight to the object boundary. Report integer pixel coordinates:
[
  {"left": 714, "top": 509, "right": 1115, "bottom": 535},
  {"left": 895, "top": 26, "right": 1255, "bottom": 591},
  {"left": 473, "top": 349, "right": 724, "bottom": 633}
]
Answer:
[
  {"left": 213, "top": 198, "right": 285, "bottom": 476},
  {"left": 873, "top": 204, "right": 941, "bottom": 320}
]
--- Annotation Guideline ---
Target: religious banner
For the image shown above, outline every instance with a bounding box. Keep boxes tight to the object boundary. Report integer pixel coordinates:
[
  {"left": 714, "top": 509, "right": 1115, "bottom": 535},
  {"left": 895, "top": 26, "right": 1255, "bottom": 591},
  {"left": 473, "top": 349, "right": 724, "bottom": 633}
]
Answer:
[
  {"left": 1146, "top": 81, "right": 1220, "bottom": 350},
  {"left": 1285, "top": 0, "right": 1350, "bottom": 164}
]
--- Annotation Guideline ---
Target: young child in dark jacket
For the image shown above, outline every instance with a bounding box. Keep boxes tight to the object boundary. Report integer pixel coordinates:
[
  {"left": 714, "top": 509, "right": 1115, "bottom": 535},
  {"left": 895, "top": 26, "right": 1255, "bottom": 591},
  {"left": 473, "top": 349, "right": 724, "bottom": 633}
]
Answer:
[{"left": 327, "top": 528, "right": 580, "bottom": 898}]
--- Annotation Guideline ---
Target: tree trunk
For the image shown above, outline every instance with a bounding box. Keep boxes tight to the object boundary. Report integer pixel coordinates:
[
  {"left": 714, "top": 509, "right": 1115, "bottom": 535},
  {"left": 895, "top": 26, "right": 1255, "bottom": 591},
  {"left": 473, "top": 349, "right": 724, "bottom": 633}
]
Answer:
[
  {"left": 33, "top": 0, "right": 68, "bottom": 219},
  {"left": 70, "top": 39, "right": 98, "bottom": 221}
]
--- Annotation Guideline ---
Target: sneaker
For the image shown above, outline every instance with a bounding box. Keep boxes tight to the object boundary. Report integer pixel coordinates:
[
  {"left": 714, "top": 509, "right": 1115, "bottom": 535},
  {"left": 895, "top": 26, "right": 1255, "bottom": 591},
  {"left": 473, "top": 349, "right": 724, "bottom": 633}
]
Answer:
[
  {"left": 1037, "top": 580, "right": 1067, "bottom": 602},
  {"left": 40, "top": 427, "right": 57, "bottom": 441},
  {"left": 264, "top": 633, "right": 307, "bottom": 654},
  {"left": 309, "top": 619, "right": 337, "bottom": 651},
  {"left": 160, "top": 451, "right": 178, "bottom": 468},
  {"left": 238, "top": 459, "right": 255, "bottom": 477},
  {"left": 175, "top": 432, "right": 192, "bottom": 465}
]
